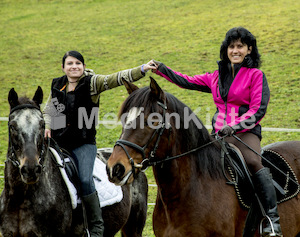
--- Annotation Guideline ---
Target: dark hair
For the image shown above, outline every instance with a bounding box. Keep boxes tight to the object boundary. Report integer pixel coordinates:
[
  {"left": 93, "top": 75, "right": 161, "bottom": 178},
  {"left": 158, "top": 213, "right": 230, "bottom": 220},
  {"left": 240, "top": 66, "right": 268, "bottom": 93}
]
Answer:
[
  {"left": 220, "top": 27, "right": 261, "bottom": 68},
  {"left": 62, "top": 50, "right": 85, "bottom": 68}
]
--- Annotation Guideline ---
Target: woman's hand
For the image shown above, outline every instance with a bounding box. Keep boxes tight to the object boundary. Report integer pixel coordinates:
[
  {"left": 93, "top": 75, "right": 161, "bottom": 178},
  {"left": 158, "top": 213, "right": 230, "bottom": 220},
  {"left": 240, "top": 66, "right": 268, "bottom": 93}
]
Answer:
[
  {"left": 218, "top": 125, "right": 235, "bottom": 137},
  {"left": 143, "top": 60, "right": 160, "bottom": 73},
  {"left": 45, "top": 128, "right": 51, "bottom": 138}
]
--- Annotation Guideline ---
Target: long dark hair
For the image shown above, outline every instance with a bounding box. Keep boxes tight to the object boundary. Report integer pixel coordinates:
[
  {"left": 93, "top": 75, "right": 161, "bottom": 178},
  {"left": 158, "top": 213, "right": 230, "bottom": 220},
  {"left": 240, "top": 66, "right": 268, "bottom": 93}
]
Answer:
[
  {"left": 62, "top": 50, "right": 85, "bottom": 68},
  {"left": 220, "top": 27, "right": 261, "bottom": 68}
]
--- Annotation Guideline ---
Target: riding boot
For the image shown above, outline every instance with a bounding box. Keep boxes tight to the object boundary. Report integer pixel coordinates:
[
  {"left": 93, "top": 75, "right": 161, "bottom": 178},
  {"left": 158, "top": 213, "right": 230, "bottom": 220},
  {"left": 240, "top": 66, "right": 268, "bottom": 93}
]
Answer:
[
  {"left": 82, "top": 191, "right": 104, "bottom": 237},
  {"left": 253, "top": 168, "right": 283, "bottom": 237}
]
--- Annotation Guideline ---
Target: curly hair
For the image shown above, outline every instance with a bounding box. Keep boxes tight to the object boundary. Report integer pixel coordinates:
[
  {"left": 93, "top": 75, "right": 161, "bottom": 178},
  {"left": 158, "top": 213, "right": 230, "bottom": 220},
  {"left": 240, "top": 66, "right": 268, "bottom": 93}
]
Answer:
[{"left": 220, "top": 27, "right": 261, "bottom": 68}]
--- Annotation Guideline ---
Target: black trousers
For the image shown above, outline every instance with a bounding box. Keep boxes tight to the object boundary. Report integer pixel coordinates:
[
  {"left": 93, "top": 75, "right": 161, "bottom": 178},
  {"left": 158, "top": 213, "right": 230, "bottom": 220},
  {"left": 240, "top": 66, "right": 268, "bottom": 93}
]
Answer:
[{"left": 225, "top": 132, "right": 263, "bottom": 174}]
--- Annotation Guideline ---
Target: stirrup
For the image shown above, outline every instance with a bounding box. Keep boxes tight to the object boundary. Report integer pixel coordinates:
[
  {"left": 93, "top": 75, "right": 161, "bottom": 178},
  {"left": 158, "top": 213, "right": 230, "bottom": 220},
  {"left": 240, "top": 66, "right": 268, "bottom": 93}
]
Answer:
[{"left": 259, "top": 216, "right": 283, "bottom": 237}]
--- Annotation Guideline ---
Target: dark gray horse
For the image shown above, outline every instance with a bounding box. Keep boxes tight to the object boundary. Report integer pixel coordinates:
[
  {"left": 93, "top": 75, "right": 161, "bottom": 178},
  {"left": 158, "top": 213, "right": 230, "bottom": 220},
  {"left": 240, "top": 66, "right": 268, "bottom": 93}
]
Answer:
[{"left": 0, "top": 86, "right": 148, "bottom": 237}]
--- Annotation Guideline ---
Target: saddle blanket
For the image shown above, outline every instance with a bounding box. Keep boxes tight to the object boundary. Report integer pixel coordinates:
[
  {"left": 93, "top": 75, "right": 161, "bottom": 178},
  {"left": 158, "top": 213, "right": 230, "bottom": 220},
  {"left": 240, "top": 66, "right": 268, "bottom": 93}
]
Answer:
[{"left": 49, "top": 147, "right": 123, "bottom": 209}]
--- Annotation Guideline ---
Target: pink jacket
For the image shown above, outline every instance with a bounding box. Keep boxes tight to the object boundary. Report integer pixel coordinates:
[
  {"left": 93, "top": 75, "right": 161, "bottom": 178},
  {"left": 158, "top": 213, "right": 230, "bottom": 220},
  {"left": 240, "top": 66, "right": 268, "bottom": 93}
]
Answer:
[{"left": 156, "top": 63, "right": 270, "bottom": 138}]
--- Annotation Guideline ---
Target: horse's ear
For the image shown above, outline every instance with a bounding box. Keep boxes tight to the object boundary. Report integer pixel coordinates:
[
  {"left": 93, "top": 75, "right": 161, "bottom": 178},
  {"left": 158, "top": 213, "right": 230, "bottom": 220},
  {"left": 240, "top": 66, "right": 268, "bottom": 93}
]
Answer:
[
  {"left": 122, "top": 79, "right": 139, "bottom": 94},
  {"left": 32, "top": 86, "right": 43, "bottom": 108},
  {"left": 150, "top": 76, "right": 166, "bottom": 102},
  {"left": 8, "top": 88, "right": 19, "bottom": 109}
]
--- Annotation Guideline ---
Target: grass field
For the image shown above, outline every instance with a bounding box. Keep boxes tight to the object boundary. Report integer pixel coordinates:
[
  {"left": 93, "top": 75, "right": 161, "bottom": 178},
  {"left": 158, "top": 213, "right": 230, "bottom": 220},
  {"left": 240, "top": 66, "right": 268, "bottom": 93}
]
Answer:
[{"left": 0, "top": 0, "right": 299, "bottom": 236}]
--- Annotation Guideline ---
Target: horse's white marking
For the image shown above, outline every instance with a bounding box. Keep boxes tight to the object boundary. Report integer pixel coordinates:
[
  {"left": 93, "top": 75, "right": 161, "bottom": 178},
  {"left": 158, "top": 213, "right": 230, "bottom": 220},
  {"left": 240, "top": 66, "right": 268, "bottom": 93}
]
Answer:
[
  {"left": 125, "top": 107, "right": 143, "bottom": 126},
  {"left": 11, "top": 109, "right": 42, "bottom": 143}
]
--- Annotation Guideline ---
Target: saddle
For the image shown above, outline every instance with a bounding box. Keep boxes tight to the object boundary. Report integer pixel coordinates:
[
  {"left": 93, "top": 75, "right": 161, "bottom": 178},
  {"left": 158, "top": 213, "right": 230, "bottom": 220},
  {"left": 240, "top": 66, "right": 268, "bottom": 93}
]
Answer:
[
  {"left": 48, "top": 138, "right": 81, "bottom": 191},
  {"left": 48, "top": 139, "right": 122, "bottom": 209},
  {"left": 223, "top": 143, "right": 300, "bottom": 209},
  {"left": 221, "top": 142, "right": 300, "bottom": 236}
]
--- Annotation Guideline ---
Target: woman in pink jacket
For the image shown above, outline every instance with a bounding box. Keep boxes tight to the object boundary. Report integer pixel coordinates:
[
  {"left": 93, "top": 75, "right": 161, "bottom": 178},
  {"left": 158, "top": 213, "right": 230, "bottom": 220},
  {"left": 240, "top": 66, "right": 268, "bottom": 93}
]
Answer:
[{"left": 146, "top": 27, "right": 282, "bottom": 237}]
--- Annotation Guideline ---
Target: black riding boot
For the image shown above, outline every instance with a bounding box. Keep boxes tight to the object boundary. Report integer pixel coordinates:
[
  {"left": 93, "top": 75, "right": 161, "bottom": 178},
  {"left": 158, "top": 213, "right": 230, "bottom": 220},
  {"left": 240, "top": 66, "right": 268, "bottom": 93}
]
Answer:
[
  {"left": 82, "top": 192, "right": 104, "bottom": 237},
  {"left": 253, "top": 168, "right": 283, "bottom": 237}
]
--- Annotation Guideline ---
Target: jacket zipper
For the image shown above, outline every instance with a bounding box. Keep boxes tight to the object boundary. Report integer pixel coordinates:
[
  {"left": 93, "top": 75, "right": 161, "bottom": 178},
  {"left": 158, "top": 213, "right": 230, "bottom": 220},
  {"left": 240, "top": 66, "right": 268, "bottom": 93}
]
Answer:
[{"left": 224, "top": 100, "right": 227, "bottom": 126}]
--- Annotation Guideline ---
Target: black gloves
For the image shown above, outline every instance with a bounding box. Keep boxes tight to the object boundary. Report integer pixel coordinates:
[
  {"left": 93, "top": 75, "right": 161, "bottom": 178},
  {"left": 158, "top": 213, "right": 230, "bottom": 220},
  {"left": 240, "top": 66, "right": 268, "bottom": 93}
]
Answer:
[
  {"left": 152, "top": 60, "right": 161, "bottom": 67},
  {"left": 218, "top": 125, "right": 235, "bottom": 137}
]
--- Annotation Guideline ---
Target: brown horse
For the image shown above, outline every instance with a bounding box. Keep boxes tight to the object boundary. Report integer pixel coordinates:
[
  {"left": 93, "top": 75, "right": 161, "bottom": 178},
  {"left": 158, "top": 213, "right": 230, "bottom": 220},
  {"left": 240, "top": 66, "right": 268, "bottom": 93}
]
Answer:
[
  {"left": 0, "top": 87, "right": 148, "bottom": 237},
  {"left": 106, "top": 77, "right": 300, "bottom": 237}
]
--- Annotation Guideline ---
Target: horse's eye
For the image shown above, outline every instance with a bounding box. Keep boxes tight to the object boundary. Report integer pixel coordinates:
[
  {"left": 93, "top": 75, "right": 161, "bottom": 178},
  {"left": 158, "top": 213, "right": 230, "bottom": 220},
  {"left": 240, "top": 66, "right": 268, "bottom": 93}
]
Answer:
[
  {"left": 37, "top": 135, "right": 44, "bottom": 151},
  {"left": 12, "top": 141, "right": 22, "bottom": 152},
  {"left": 9, "top": 123, "right": 18, "bottom": 134},
  {"left": 147, "top": 118, "right": 160, "bottom": 127}
]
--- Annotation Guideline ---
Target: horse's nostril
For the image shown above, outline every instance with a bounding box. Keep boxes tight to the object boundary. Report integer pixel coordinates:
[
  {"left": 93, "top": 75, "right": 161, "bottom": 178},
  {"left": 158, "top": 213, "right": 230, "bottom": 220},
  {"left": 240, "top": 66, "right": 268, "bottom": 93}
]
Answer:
[
  {"left": 20, "top": 165, "right": 29, "bottom": 175},
  {"left": 35, "top": 165, "right": 42, "bottom": 174},
  {"left": 20, "top": 164, "right": 42, "bottom": 177},
  {"left": 113, "top": 164, "right": 125, "bottom": 179}
]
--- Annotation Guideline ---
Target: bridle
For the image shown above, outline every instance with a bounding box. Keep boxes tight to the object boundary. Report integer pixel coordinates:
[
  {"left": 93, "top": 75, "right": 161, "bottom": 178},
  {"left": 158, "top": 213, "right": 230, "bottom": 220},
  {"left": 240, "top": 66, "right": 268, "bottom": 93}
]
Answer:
[
  {"left": 8, "top": 104, "right": 47, "bottom": 168},
  {"left": 114, "top": 99, "right": 223, "bottom": 177},
  {"left": 115, "top": 101, "right": 169, "bottom": 177}
]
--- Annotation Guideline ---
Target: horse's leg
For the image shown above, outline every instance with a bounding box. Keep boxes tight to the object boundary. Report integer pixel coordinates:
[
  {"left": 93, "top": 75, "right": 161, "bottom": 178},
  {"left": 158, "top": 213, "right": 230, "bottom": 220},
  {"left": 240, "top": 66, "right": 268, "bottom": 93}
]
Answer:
[
  {"left": 121, "top": 173, "right": 148, "bottom": 237},
  {"left": 152, "top": 192, "right": 168, "bottom": 237},
  {"left": 101, "top": 185, "right": 131, "bottom": 237},
  {"left": 70, "top": 205, "right": 85, "bottom": 236},
  {"left": 0, "top": 212, "right": 19, "bottom": 237}
]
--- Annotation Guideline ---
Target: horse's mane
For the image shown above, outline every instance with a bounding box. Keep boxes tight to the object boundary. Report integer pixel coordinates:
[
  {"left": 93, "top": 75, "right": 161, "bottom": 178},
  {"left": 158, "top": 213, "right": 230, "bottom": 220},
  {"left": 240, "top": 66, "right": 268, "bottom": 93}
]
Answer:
[{"left": 119, "top": 87, "right": 223, "bottom": 179}]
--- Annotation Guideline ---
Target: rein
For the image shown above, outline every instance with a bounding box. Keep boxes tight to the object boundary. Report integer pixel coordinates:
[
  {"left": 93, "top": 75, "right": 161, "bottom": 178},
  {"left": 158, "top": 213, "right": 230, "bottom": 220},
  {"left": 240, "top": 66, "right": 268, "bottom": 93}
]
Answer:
[
  {"left": 232, "top": 134, "right": 299, "bottom": 187},
  {"left": 114, "top": 96, "right": 300, "bottom": 190},
  {"left": 144, "top": 136, "right": 224, "bottom": 167},
  {"left": 7, "top": 104, "right": 47, "bottom": 168},
  {"left": 114, "top": 99, "right": 300, "bottom": 190}
]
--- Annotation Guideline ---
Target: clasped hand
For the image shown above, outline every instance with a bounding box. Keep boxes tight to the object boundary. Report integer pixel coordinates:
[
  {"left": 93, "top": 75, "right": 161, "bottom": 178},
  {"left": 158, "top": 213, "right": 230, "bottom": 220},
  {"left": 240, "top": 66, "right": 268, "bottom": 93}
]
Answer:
[{"left": 143, "top": 60, "right": 160, "bottom": 73}]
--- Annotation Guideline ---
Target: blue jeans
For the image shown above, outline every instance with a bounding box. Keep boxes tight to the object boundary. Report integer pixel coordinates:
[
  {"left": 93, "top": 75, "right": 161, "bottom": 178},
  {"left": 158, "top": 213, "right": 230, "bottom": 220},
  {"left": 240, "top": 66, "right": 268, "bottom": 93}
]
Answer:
[{"left": 71, "top": 144, "right": 97, "bottom": 196}]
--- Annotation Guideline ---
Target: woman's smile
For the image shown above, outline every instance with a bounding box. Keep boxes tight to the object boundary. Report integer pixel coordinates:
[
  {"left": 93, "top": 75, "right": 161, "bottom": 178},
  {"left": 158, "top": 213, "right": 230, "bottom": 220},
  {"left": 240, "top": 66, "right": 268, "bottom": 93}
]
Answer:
[{"left": 227, "top": 39, "right": 252, "bottom": 64}]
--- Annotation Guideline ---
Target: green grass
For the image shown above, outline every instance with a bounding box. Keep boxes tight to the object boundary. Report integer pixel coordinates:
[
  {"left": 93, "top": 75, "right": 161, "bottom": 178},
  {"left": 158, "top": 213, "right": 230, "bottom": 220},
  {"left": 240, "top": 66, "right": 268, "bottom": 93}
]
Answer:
[{"left": 0, "top": 0, "right": 299, "bottom": 236}]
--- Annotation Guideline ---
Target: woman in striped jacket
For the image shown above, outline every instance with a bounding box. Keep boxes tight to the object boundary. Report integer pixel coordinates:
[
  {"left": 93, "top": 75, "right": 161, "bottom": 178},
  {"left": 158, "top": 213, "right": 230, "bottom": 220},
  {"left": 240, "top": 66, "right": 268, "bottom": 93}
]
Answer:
[{"left": 44, "top": 50, "right": 156, "bottom": 237}]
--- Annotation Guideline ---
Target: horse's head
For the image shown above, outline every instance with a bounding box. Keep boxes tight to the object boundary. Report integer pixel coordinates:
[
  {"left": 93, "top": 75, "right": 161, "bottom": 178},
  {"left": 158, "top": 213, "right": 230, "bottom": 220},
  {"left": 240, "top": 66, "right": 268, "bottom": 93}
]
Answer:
[
  {"left": 107, "top": 77, "right": 176, "bottom": 185},
  {"left": 7, "top": 86, "right": 45, "bottom": 184}
]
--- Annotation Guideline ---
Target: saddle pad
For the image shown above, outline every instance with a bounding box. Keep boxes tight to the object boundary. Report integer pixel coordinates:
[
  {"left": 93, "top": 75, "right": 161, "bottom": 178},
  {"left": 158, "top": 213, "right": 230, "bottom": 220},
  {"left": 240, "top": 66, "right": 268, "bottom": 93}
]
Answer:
[
  {"left": 93, "top": 158, "right": 123, "bottom": 207},
  {"left": 50, "top": 148, "right": 123, "bottom": 209},
  {"left": 227, "top": 147, "right": 300, "bottom": 209}
]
